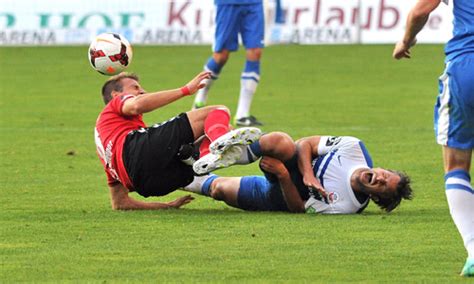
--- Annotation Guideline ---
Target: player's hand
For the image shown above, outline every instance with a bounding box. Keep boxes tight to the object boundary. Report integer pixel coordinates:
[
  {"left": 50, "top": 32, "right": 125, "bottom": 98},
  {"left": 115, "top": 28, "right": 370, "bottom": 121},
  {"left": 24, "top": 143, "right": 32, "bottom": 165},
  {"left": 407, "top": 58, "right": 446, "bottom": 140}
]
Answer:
[
  {"left": 259, "top": 156, "right": 289, "bottom": 179},
  {"left": 184, "top": 71, "right": 212, "bottom": 95},
  {"left": 303, "top": 174, "right": 327, "bottom": 198},
  {"left": 393, "top": 39, "right": 417, "bottom": 60},
  {"left": 167, "top": 195, "right": 195, "bottom": 208}
]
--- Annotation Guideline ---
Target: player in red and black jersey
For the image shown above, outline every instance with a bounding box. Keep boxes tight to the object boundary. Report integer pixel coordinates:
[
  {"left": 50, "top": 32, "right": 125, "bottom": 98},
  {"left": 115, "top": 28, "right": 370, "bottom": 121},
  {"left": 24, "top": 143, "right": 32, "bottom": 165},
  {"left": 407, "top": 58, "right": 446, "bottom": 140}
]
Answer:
[{"left": 95, "top": 71, "right": 246, "bottom": 210}]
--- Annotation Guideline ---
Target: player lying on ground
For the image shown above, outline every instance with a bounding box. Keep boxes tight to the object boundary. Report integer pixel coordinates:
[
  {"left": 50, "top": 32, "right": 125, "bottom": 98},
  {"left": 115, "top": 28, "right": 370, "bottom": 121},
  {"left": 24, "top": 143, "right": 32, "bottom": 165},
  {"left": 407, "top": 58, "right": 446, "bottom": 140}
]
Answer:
[
  {"left": 186, "top": 131, "right": 413, "bottom": 214},
  {"left": 94, "top": 71, "right": 262, "bottom": 210}
]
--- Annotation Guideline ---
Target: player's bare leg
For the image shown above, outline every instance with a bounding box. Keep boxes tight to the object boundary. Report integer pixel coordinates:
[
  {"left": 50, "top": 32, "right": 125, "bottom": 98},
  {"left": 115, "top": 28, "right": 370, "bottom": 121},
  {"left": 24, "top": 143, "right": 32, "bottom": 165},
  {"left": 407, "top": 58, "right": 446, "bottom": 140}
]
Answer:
[
  {"left": 186, "top": 105, "right": 229, "bottom": 140},
  {"left": 193, "top": 131, "right": 295, "bottom": 175},
  {"left": 208, "top": 177, "right": 241, "bottom": 208},
  {"left": 182, "top": 175, "right": 241, "bottom": 209}
]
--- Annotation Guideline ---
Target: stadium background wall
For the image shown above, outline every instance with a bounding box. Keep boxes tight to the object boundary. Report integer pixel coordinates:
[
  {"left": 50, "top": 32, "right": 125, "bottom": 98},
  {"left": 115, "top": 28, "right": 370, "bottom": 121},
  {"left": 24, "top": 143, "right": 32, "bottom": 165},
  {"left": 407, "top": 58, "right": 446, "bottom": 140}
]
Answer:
[{"left": 0, "top": 0, "right": 453, "bottom": 46}]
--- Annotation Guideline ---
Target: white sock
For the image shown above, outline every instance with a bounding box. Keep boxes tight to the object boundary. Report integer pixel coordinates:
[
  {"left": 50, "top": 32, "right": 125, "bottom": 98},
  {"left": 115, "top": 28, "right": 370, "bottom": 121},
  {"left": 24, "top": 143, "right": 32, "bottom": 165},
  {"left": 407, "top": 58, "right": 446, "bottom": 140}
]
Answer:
[
  {"left": 445, "top": 171, "right": 474, "bottom": 258},
  {"left": 236, "top": 76, "right": 258, "bottom": 119},
  {"left": 194, "top": 66, "right": 218, "bottom": 107},
  {"left": 182, "top": 174, "right": 213, "bottom": 195},
  {"left": 235, "top": 145, "right": 259, "bottom": 165},
  {"left": 194, "top": 77, "right": 215, "bottom": 106}
]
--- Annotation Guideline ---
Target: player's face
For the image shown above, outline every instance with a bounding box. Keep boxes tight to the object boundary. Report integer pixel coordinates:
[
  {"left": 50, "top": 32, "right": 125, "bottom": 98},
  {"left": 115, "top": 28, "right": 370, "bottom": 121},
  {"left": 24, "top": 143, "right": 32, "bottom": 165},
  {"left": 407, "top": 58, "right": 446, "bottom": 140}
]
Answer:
[
  {"left": 356, "top": 168, "right": 400, "bottom": 197},
  {"left": 120, "top": 78, "right": 145, "bottom": 96}
]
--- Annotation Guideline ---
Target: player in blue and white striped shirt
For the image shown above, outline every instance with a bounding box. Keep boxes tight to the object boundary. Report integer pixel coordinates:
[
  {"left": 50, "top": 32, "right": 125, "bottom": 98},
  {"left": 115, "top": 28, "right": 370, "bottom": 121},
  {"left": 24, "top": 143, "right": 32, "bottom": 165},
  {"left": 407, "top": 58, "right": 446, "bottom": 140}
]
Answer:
[
  {"left": 393, "top": 0, "right": 474, "bottom": 276},
  {"left": 188, "top": 131, "right": 412, "bottom": 215}
]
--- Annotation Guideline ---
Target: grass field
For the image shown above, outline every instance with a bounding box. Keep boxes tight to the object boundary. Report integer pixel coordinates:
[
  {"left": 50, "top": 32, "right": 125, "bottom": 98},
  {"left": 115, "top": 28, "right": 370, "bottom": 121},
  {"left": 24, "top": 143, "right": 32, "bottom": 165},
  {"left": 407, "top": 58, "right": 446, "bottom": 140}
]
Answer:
[{"left": 1, "top": 44, "right": 472, "bottom": 282}]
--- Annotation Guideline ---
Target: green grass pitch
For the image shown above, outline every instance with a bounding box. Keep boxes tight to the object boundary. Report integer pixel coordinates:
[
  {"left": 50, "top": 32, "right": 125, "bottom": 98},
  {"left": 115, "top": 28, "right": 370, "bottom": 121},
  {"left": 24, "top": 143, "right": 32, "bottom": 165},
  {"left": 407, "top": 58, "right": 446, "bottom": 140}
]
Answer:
[{"left": 0, "top": 44, "right": 472, "bottom": 282}]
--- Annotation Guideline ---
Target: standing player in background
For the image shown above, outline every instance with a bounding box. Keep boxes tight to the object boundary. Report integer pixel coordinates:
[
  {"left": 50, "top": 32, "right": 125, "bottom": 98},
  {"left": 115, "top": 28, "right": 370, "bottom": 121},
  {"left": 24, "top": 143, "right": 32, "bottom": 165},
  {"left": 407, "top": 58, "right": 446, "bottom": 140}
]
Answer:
[
  {"left": 393, "top": 0, "right": 474, "bottom": 277},
  {"left": 192, "top": 0, "right": 265, "bottom": 127}
]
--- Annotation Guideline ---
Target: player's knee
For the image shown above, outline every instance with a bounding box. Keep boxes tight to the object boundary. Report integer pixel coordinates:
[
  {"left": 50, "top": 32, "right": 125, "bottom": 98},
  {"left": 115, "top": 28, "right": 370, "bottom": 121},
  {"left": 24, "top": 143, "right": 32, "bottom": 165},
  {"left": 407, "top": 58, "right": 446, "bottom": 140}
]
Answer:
[
  {"left": 260, "top": 132, "right": 296, "bottom": 161},
  {"left": 214, "top": 106, "right": 230, "bottom": 116},
  {"left": 193, "top": 105, "right": 230, "bottom": 118},
  {"left": 443, "top": 147, "right": 472, "bottom": 171},
  {"left": 213, "top": 52, "right": 229, "bottom": 65},
  {"left": 271, "top": 132, "right": 293, "bottom": 144},
  {"left": 209, "top": 180, "right": 226, "bottom": 201},
  {"left": 246, "top": 48, "right": 262, "bottom": 60},
  {"left": 268, "top": 132, "right": 295, "bottom": 152}
]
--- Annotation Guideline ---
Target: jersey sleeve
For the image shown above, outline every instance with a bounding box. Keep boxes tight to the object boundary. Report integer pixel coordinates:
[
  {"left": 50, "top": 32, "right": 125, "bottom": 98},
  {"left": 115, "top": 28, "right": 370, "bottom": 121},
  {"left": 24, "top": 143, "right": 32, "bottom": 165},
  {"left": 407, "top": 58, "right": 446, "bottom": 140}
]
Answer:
[
  {"left": 317, "top": 136, "right": 372, "bottom": 167},
  {"left": 109, "top": 94, "right": 135, "bottom": 116},
  {"left": 317, "top": 136, "right": 360, "bottom": 155}
]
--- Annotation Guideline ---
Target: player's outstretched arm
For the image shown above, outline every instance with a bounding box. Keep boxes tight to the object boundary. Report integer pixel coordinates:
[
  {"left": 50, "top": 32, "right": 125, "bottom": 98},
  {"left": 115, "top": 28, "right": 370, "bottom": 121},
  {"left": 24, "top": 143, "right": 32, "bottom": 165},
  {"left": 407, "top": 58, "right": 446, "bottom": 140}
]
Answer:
[
  {"left": 260, "top": 157, "right": 305, "bottom": 213},
  {"left": 122, "top": 71, "right": 211, "bottom": 116},
  {"left": 108, "top": 183, "right": 194, "bottom": 210},
  {"left": 296, "top": 136, "right": 327, "bottom": 197},
  {"left": 393, "top": 0, "right": 441, "bottom": 59}
]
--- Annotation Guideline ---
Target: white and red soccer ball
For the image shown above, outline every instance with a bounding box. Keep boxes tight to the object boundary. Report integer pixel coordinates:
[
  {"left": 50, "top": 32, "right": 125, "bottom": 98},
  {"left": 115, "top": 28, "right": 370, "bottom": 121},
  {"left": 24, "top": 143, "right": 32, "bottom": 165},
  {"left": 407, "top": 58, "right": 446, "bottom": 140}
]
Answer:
[{"left": 88, "top": 33, "right": 133, "bottom": 75}]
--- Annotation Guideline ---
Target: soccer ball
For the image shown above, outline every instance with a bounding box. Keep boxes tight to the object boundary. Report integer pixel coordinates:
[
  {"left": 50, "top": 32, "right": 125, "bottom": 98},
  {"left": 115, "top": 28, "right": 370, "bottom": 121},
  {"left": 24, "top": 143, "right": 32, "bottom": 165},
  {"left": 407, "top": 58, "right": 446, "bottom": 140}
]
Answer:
[{"left": 88, "top": 33, "right": 133, "bottom": 75}]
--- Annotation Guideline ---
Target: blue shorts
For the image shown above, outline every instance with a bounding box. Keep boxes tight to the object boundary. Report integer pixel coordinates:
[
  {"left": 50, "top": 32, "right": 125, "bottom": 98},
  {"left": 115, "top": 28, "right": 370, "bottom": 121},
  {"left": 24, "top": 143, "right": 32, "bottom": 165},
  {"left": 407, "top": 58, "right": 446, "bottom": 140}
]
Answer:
[
  {"left": 238, "top": 176, "right": 288, "bottom": 211},
  {"left": 435, "top": 53, "right": 474, "bottom": 150},
  {"left": 213, "top": 3, "right": 264, "bottom": 52},
  {"left": 237, "top": 156, "right": 310, "bottom": 211}
]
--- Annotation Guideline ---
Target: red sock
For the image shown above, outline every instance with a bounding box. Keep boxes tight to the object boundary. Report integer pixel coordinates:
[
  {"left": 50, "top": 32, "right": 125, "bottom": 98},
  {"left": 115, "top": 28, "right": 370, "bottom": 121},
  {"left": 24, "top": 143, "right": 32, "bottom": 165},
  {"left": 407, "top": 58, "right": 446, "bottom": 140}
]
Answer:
[
  {"left": 199, "top": 137, "right": 211, "bottom": 158},
  {"left": 204, "top": 109, "right": 230, "bottom": 141}
]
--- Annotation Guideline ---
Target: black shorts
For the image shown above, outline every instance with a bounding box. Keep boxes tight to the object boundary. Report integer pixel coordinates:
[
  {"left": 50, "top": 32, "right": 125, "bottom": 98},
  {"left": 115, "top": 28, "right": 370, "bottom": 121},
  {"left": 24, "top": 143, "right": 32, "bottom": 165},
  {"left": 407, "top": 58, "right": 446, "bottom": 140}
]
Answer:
[{"left": 123, "top": 113, "right": 195, "bottom": 197}]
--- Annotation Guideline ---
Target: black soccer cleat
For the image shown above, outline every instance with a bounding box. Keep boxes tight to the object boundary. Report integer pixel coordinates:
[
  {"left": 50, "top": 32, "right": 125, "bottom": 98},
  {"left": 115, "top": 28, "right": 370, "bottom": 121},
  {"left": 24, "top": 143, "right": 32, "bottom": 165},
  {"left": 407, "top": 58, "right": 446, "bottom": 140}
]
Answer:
[{"left": 235, "top": 115, "right": 263, "bottom": 126}]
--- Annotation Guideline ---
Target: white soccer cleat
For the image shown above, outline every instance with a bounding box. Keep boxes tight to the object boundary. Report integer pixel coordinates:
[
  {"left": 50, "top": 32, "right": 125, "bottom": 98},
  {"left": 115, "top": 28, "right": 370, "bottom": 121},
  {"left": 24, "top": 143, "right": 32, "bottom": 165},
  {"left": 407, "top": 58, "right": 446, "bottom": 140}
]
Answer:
[
  {"left": 209, "top": 127, "right": 262, "bottom": 155},
  {"left": 193, "top": 146, "right": 244, "bottom": 175}
]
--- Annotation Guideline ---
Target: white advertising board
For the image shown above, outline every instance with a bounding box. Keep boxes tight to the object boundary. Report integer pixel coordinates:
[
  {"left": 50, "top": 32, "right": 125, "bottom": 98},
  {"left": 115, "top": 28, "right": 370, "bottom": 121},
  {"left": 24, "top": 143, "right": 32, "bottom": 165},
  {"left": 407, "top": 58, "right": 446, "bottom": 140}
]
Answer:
[
  {"left": 358, "top": 0, "right": 453, "bottom": 44},
  {"left": 0, "top": 0, "right": 453, "bottom": 46}
]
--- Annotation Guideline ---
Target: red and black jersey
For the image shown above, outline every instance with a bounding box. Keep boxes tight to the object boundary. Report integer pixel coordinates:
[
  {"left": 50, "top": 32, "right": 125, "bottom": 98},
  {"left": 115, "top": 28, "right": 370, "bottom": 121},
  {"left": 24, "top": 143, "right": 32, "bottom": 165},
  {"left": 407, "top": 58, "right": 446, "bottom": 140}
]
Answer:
[{"left": 94, "top": 95, "right": 145, "bottom": 190}]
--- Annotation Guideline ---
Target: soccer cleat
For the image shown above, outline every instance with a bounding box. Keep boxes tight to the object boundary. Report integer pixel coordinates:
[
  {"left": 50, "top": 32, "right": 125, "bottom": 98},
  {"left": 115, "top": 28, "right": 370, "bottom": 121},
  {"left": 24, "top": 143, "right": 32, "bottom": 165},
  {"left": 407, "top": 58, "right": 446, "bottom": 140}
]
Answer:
[
  {"left": 193, "top": 146, "right": 244, "bottom": 175},
  {"left": 235, "top": 115, "right": 263, "bottom": 126},
  {"left": 461, "top": 258, "right": 474, "bottom": 277},
  {"left": 209, "top": 127, "right": 262, "bottom": 155}
]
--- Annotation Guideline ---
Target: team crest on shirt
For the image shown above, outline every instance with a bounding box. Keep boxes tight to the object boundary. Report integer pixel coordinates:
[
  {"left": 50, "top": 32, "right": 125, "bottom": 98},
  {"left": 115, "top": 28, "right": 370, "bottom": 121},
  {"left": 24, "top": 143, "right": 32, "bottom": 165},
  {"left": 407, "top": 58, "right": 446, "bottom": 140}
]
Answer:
[
  {"left": 309, "top": 189, "right": 339, "bottom": 204},
  {"left": 327, "top": 192, "right": 339, "bottom": 204}
]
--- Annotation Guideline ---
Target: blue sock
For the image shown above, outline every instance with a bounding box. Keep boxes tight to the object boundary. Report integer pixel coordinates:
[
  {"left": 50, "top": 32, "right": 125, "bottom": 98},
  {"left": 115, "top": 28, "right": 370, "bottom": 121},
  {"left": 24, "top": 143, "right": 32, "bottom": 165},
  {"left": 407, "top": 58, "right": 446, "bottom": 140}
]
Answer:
[
  {"left": 205, "top": 57, "right": 223, "bottom": 79},
  {"left": 445, "top": 169, "right": 473, "bottom": 194},
  {"left": 248, "top": 141, "right": 262, "bottom": 160},
  {"left": 201, "top": 174, "right": 219, "bottom": 196},
  {"left": 242, "top": 60, "right": 260, "bottom": 81}
]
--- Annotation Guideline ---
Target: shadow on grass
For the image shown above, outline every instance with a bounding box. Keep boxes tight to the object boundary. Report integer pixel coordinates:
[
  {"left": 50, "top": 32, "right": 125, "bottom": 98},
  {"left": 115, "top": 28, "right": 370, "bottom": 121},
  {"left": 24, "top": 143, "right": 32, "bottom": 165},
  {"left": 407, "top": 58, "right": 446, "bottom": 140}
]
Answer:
[{"left": 124, "top": 206, "right": 441, "bottom": 220}]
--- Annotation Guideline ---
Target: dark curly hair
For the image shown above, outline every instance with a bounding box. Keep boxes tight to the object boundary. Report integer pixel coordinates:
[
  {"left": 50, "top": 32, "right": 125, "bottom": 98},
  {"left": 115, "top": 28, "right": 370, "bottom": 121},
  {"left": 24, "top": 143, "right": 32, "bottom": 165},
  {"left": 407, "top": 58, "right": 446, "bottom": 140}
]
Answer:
[{"left": 372, "top": 170, "right": 413, "bottom": 212}]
